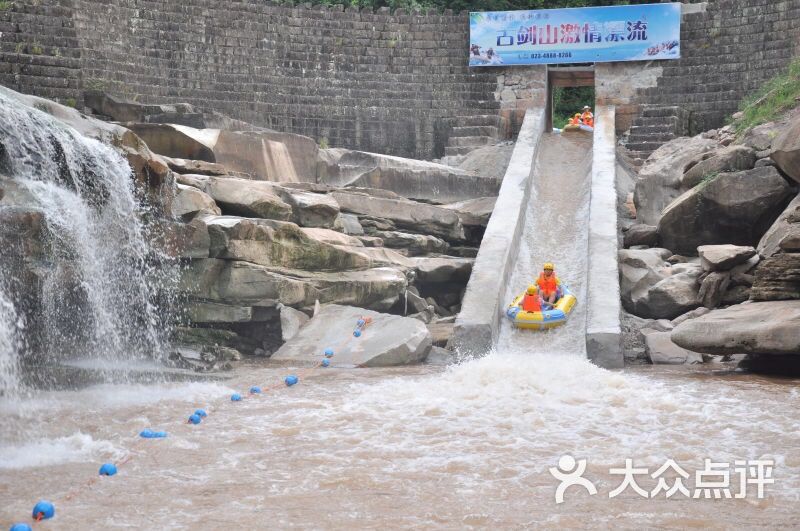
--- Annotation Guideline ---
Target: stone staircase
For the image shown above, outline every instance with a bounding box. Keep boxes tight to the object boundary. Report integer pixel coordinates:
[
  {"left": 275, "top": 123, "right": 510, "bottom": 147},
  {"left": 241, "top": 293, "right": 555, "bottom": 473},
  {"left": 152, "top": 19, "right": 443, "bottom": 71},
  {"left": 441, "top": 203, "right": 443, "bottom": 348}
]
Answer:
[
  {"left": 624, "top": 105, "right": 690, "bottom": 165},
  {"left": 444, "top": 114, "right": 504, "bottom": 157}
]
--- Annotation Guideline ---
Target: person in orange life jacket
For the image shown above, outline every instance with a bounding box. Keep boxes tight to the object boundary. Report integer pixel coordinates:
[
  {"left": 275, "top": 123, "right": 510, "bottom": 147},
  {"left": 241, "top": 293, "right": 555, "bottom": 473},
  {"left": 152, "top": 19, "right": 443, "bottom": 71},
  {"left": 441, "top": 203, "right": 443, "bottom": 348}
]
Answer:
[
  {"left": 568, "top": 113, "right": 582, "bottom": 126},
  {"left": 581, "top": 105, "right": 594, "bottom": 127},
  {"left": 536, "top": 262, "right": 562, "bottom": 305},
  {"left": 519, "top": 284, "right": 542, "bottom": 312}
]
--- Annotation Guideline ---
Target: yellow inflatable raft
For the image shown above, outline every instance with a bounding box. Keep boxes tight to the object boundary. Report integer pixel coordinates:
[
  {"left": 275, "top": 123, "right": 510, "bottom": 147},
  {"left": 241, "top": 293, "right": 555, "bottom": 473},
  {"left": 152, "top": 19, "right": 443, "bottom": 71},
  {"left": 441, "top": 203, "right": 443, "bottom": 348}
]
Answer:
[{"left": 505, "top": 286, "right": 578, "bottom": 330}]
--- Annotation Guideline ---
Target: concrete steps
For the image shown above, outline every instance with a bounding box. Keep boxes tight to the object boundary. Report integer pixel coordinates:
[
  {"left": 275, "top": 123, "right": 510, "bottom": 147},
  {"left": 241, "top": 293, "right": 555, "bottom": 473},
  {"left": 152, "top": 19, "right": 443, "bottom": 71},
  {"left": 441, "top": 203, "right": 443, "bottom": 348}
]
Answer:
[{"left": 623, "top": 105, "right": 690, "bottom": 164}]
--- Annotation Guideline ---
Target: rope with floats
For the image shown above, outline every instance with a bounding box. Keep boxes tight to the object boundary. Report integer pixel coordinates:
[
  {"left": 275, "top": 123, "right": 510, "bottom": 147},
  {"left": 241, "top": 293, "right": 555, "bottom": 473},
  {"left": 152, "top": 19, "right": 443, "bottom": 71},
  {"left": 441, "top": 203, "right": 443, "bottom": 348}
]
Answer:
[{"left": 6, "top": 315, "right": 373, "bottom": 530}]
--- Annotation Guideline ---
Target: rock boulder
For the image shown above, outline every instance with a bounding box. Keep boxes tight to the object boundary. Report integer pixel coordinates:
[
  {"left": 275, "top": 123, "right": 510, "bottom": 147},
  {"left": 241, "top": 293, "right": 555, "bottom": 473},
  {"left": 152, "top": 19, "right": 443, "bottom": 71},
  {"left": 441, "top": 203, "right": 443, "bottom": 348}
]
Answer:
[
  {"left": 698, "top": 245, "right": 756, "bottom": 271},
  {"left": 672, "top": 301, "right": 800, "bottom": 355},
  {"left": 658, "top": 166, "right": 794, "bottom": 254},
  {"left": 634, "top": 135, "right": 720, "bottom": 225},
  {"left": 770, "top": 113, "right": 800, "bottom": 184},
  {"left": 271, "top": 304, "right": 431, "bottom": 367}
]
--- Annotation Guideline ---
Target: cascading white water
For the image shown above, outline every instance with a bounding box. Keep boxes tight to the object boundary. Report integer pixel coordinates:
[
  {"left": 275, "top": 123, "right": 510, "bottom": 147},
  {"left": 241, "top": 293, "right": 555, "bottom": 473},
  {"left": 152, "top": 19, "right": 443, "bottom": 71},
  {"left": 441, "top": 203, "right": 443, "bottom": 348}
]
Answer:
[
  {"left": 0, "top": 91, "right": 172, "bottom": 388},
  {"left": 0, "top": 289, "right": 23, "bottom": 395}
]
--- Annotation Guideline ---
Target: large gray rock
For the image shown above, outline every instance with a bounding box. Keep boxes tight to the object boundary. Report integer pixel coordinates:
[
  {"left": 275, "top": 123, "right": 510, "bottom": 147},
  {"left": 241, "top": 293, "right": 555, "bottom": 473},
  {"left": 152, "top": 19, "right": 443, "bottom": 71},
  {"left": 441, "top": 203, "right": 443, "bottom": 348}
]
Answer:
[
  {"left": 742, "top": 121, "right": 784, "bottom": 152},
  {"left": 369, "top": 230, "right": 448, "bottom": 256},
  {"left": 634, "top": 135, "right": 720, "bottom": 225},
  {"left": 413, "top": 256, "right": 474, "bottom": 283},
  {"left": 751, "top": 194, "right": 800, "bottom": 301},
  {"left": 202, "top": 216, "right": 373, "bottom": 271},
  {"left": 645, "top": 331, "right": 703, "bottom": 364},
  {"left": 623, "top": 224, "right": 659, "bottom": 248},
  {"left": 757, "top": 194, "right": 800, "bottom": 258},
  {"left": 770, "top": 113, "right": 800, "bottom": 184},
  {"left": 278, "top": 304, "right": 310, "bottom": 342},
  {"left": 633, "top": 267, "right": 703, "bottom": 319},
  {"left": 271, "top": 304, "right": 431, "bottom": 367},
  {"left": 697, "top": 270, "right": 731, "bottom": 309},
  {"left": 672, "top": 301, "right": 800, "bottom": 355},
  {"left": 698, "top": 244, "right": 757, "bottom": 271},
  {"left": 442, "top": 197, "right": 496, "bottom": 227},
  {"left": 172, "top": 184, "right": 220, "bottom": 219},
  {"left": 750, "top": 253, "right": 800, "bottom": 301},
  {"left": 129, "top": 124, "right": 319, "bottom": 182},
  {"left": 274, "top": 187, "right": 340, "bottom": 228},
  {"left": 618, "top": 248, "right": 672, "bottom": 311},
  {"left": 186, "top": 301, "right": 253, "bottom": 323},
  {"left": 181, "top": 259, "right": 407, "bottom": 309},
  {"left": 317, "top": 149, "right": 499, "bottom": 203},
  {"left": 127, "top": 123, "right": 217, "bottom": 162},
  {"left": 680, "top": 145, "right": 756, "bottom": 188},
  {"left": 658, "top": 166, "right": 794, "bottom": 254},
  {"left": 203, "top": 178, "right": 292, "bottom": 220},
  {"left": 331, "top": 190, "right": 466, "bottom": 241}
]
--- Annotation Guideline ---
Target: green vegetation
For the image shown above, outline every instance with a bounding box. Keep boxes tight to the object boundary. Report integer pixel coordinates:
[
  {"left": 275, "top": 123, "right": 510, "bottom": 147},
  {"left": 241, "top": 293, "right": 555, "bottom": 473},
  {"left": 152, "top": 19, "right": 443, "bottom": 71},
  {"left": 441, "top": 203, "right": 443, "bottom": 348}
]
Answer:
[
  {"left": 64, "top": 97, "right": 77, "bottom": 108},
  {"left": 552, "top": 86, "right": 594, "bottom": 128},
  {"left": 0, "top": 1, "right": 11, "bottom": 11},
  {"left": 696, "top": 171, "right": 719, "bottom": 192},
  {"left": 319, "top": 136, "right": 330, "bottom": 149},
  {"left": 732, "top": 58, "right": 800, "bottom": 136},
  {"left": 274, "top": 0, "right": 639, "bottom": 12}
]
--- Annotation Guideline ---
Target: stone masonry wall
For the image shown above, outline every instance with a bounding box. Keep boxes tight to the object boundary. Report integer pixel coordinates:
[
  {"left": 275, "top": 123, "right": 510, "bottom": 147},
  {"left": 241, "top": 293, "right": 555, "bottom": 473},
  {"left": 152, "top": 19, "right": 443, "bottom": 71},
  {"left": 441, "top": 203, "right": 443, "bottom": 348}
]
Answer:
[
  {"left": 1, "top": 0, "right": 799, "bottom": 159},
  {"left": 0, "top": 0, "right": 499, "bottom": 159}
]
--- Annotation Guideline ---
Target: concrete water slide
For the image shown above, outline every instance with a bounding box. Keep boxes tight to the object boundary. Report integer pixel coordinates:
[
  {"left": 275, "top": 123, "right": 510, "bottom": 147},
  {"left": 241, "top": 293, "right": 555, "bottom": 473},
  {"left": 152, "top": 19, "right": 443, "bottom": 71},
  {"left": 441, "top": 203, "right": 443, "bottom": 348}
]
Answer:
[{"left": 452, "top": 105, "right": 622, "bottom": 368}]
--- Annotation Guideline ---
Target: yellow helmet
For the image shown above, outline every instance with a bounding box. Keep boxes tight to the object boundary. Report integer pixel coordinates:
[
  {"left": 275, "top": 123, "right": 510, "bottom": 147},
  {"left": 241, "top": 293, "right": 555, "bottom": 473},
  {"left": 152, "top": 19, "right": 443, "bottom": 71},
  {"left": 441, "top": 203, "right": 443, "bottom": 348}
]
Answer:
[
  {"left": 543, "top": 262, "right": 555, "bottom": 271},
  {"left": 526, "top": 284, "right": 538, "bottom": 295}
]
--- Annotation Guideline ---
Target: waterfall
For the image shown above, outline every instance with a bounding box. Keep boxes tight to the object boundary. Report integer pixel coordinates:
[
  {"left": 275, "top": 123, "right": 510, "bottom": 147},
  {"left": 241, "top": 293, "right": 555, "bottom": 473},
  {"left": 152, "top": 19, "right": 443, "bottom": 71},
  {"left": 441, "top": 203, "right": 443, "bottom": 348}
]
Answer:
[
  {"left": 0, "top": 90, "right": 174, "bottom": 388},
  {"left": 0, "top": 288, "right": 22, "bottom": 395}
]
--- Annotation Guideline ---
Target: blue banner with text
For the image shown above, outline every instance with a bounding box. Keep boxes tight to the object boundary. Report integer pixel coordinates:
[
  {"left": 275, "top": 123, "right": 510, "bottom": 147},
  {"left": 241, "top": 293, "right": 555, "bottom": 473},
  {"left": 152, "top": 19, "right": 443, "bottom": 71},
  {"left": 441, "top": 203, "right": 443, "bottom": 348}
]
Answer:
[{"left": 469, "top": 3, "right": 681, "bottom": 67}]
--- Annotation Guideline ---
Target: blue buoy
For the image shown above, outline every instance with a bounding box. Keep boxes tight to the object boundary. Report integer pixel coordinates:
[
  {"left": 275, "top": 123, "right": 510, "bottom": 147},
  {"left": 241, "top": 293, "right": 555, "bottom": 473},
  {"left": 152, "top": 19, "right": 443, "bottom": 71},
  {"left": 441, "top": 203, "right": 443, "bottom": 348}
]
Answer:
[
  {"left": 188, "top": 413, "right": 202, "bottom": 425},
  {"left": 98, "top": 463, "right": 117, "bottom": 476},
  {"left": 139, "top": 429, "right": 167, "bottom": 439},
  {"left": 10, "top": 523, "right": 32, "bottom": 531},
  {"left": 31, "top": 500, "right": 54, "bottom": 520},
  {"left": 194, "top": 409, "right": 208, "bottom": 418},
  {"left": 353, "top": 329, "right": 361, "bottom": 337},
  {"left": 324, "top": 348, "right": 334, "bottom": 358},
  {"left": 231, "top": 393, "right": 242, "bottom": 402},
  {"left": 357, "top": 318, "right": 366, "bottom": 327},
  {"left": 321, "top": 359, "right": 330, "bottom": 368},
  {"left": 285, "top": 375, "right": 298, "bottom": 386},
  {"left": 249, "top": 386, "right": 261, "bottom": 394}
]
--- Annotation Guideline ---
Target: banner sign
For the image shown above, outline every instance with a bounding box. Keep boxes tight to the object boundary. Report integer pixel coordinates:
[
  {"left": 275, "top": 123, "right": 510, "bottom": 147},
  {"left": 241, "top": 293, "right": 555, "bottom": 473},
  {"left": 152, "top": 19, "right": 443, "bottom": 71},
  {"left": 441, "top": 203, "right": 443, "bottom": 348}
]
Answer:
[{"left": 469, "top": 3, "right": 681, "bottom": 67}]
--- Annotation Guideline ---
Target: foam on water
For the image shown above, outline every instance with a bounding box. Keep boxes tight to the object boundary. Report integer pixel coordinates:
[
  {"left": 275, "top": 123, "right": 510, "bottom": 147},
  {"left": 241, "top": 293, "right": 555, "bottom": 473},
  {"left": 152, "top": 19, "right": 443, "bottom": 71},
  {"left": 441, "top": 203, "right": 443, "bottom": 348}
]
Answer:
[{"left": 0, "top": 432, "right": 120, "bottom": 470}]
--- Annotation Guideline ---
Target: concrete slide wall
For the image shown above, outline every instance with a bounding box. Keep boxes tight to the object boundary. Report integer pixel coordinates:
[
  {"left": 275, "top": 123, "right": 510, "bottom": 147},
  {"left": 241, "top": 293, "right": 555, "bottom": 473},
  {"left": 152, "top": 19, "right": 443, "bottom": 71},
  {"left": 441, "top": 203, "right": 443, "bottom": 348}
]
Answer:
[
  {"left": 585, "top": 105, "right": 623, "bottom": 369},
  {"left": 451, "top": 107, "right": 545, "bottom": 356}
]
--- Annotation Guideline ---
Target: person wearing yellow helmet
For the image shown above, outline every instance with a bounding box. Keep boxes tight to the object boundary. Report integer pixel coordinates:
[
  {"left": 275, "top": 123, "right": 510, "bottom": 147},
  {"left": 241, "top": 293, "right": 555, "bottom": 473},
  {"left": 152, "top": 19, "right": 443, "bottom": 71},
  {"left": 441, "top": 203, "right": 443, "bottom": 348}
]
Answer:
[
  {"left": 519, "top": 283, "right": 542, "bottom": 312},
  {"left": 536, "top": 263, "right": 562, "bottom": 305}
]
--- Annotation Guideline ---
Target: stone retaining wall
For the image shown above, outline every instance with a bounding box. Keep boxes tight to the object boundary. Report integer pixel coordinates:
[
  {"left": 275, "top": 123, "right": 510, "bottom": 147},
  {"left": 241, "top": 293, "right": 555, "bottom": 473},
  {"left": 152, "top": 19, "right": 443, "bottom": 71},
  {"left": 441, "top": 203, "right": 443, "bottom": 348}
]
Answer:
[{"left": 1, "top": 0, "right": 799, "bottom": 159}]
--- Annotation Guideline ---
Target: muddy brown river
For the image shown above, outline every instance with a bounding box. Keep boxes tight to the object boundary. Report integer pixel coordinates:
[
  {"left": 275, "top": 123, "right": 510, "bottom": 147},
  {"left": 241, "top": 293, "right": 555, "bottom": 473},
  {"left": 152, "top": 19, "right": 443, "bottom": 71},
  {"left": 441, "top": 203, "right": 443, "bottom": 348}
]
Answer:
[{"left": 1, "top": 353, "right": 799, "bottom": 529}]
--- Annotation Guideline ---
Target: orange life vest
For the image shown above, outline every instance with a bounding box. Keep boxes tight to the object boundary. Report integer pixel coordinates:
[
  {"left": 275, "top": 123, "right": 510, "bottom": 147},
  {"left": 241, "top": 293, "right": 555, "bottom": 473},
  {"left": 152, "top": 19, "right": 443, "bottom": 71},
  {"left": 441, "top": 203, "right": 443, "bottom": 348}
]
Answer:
[
  {"left": 537, "top": 273, "right": 558, "bottom": 295},
  {"left": 581, "top": 112, "right": 594, "bottom": 126},
  {"left": 521, "top": 293, "right": 541, "bottom": 312},
  {"left": 569, "top": 116, "right": 581, "bottom": 126}
]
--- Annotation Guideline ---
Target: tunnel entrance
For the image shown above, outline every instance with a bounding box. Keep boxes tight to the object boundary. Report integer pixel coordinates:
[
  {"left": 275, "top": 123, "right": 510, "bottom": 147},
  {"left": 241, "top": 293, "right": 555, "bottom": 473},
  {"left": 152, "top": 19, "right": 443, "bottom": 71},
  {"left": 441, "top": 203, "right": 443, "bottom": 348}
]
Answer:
[{"left": 546, "top": 66, "right": 595, "bottom": 132}]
